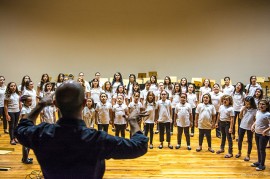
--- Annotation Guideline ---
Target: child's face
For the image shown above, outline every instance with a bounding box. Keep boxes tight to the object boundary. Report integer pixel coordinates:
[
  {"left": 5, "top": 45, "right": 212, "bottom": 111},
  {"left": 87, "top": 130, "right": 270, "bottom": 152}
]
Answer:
[
  {"left": 258, "top": 101, "right": 267, "bottom": 112},
  {"left": 28, "top": 82, "right": 34, "bottom": 90},
  {"left": 86, "top": 99, "right": 93, "bottom": 107},
  {"left": 24, "top": 76, "right": 30, "bottom": 83},
  {"left": 0, "top": 77, "right": 5, "bottom": 85},
  {"left": 105, "top": 82, "right": 110, "bottom": 89},
  {"left": 133, "top": 93, "right": 140, "bottom": 102},
  {"left": 223, "top": 98, "right": 230, "bottom": 106},
  {"left": 134, "top": 85, "right": 139, "bottom": 91},
  {"left": 100, "top": 94, "right": 107, "bottom": 103},
  {"left": 251, "top": 76, "right": 256, "bottom": 84},
  {"left": 161, "top": 92, "right": 167, "bottom": 100},
  {"left": 145, "top": 83, "right": 150, "bottom": 90},
  {"left": 9, "top": 83, "right": 17, "bottom": 93},
  {"left": 64, "top": 76, "right": 68, "bottom": 81},
  {"left": 92, "top": 80, "right": 98, "bottom": 87},
  {"left": 43, "top": 75, "right": 48, "bottom": 81},
  {"left": 245, "top": 101, "right": 251, "bottom": 108},
  {"left": 47, "top": 84, "right": 52, "bottom": 91},
  {"left": 118, "top": 86, "right": 124, "bottom": 93},
  {"left": 181, "top": 79, "right": 186, "bottom": 85},
  {"left": 129, "top": 76, "right": 135, "bottom": 82},
  {"left": 213, "top": 85, "right": 220, "bottom": 93},
  {"left": 174, "top": 85, "right": 180, "bottom": 91},
  {"left": 95, "top": 73, "right": 101, "bottom": 79},
  {"left": 164, "top": 78, "right": 169, "bottom": 84},
  {"left": 180, "top": 94, "right": 186, "bottom": 104},
  {"left": 60, "top": 75, "right": 64, "bottom": 81},
  {"left": 255, "top": 90, "right": 261, "bottom": 97},
  {"left": 25, "top": 97, "right": 32, "bottom": 107},
  {"left": 203, "top": 95, "right": 210, "bottom": 104},
  {"left": 204, "top": 80, "right": 209, "bottom": 86},
  {"left": 150, "top": 76, "right": 155, "bottom": 82},
  {"left": 188, "top": 85, "right": 194, "bottom": 92},
  {"left": 117, "top": 95, "right": 124, "bottom": 104},
  {"left": 235, "top": 83, "right": 242, "bottom": 91},
  {"left": 115, "top": 73, "right": 120, "bottom": 80},
  {"left": 148, "top": 93, "right": 154, "bottom": 101},
  {"left": 225, "top": 78, "right": 230, "bottom": 85},
  {"left": 159, "top": 83, "right": 164, "bottom": 90}
]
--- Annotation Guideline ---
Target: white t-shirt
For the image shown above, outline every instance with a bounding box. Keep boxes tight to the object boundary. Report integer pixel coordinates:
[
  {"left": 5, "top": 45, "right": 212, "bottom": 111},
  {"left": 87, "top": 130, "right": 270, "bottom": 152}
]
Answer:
[
  {"left": 218, "top": 105, "right": 234, "bottom": 122},
  {"left": 175, "top": 103, "right": 192, "bottom": 127},
  {"left": 128, "top": 101, "right": 143, "bottom": 114},
  {"left": 231, "top": 92, "right": 246, "bottom": 112},
  {"left": 112, "top": 93, "right": 127, "bottom": 105},
  {"left": 84, "top": 81, "right": 90, "bottom": 93},
  {"left": 143, "top": 102, "right": 156, "bottom": 123},
  {"left": 104, "top": 91, "right": 113, "bottom": 104},
  {"left": 157, "top": 99, "right": 171, "bottom": 123},
  {"left": 126, "top": 83, "right": 133, "bottom": 99},
  {"left": 239, "top": 107, "right": 256, "bottom": 130},
  {"left": 0, "top": 85, "right": 6, "bottom": 107},
  {"left": 171, "top": 92, "right": 180, "bottom": 108},
  {"left": 255, "top": 111, "right": 270, "bottom": 136},
  {"left": 113, "top": 103, "right": 128, "bottom": 124},
  {"left": 21, "top": 105, "right": 31, "bottom": 115},
  {"left": 140, "top": 89, "right": 149, "bottom": 104},
  {"left": 96, "top": 102, "right": 112, "bottom": 124},
  {"left": 82, "top": 107, "right": 95, "bottom": 128},
  {"left": 149, "top": 84, "right": 158, "bottom": 93},
  {"left": 90, "top": 87, "right": 103, "bottom": 104},
  {"left": 210, "top": 92, "right": 223, "bottom": 112},
  {"left": 5, "top": 93, "right": 20, "bottom": 112},
  {"left": 23, "top": 89, "right": 37, "bottom": 109},
  {"left": 112, "top": 82, "right": 121, "bottom": 94},
  {"left": 196, "top": 103, "right": 216, "bottom": 129},
  {"left": 181, "top": 86, "right": 188, "bottom": 94},
  {"left": 187, "top": 93, "right": 197, "bottom": 109},
  {"left": 42, "top": 106, "right": 56, "bottom": 124},
  {"left": 245, "top": 83, "right": 262, "bottom": 97},
  {"left": 199, "top": 86, "right": 212, "bottom": 101},
  {"left": 222, "top": 85, "right": 234, "bottom": 96}
]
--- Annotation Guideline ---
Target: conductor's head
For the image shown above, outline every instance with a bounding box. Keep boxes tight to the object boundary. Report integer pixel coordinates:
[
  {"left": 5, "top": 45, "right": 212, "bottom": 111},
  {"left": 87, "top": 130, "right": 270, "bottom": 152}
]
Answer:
[{"left": 55, "top": 80, "right": 86, "bottom": 118}]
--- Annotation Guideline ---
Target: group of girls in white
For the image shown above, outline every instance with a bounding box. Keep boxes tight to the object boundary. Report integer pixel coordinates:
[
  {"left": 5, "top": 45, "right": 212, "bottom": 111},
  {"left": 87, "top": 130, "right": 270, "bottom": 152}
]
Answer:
[{"left": 0, "top": 73, "right": 269, "bottom": 171}]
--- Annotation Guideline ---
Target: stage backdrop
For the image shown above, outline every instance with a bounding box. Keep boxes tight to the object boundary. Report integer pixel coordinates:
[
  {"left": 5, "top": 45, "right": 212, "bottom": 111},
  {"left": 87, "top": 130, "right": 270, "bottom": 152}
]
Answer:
[{"left": 0, "top": 0, "right": 270, "bottom": 85}]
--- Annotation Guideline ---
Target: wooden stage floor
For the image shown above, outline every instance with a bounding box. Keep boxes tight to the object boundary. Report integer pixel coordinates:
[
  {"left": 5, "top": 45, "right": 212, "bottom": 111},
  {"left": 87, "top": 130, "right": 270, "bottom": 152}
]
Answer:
[{"left": 0, "top": 123, "right": 269, "bottom": 178}]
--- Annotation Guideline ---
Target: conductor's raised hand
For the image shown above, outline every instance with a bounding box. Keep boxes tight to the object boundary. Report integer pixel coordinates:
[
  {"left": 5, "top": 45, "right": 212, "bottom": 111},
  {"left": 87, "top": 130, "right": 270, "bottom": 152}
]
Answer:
[{"left": 38, "top": 94, "right": 54, "bottom": 108}]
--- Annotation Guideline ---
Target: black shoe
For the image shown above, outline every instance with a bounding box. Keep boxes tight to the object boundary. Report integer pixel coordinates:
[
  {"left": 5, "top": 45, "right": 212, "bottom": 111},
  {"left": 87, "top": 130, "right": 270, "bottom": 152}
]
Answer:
[
  {"left": 187, "top": 146, "right": 192, "bottom": 150},
  {"left": 22, "top": 158, "right": 33, "bottom": 164},
  {"left": 175, "top": 144, "right": 180, "bottom": 149},
  {"left": 256, "top": 165, "right": 265, "bottom": 171},
  {"left": 251, "top": 162, "right": 260, "bottom": 167},
  {"left": 10, "top": 140, "right": 16, "bottom": 145},
  {"left": 168, "top": 145, "right": 173, "bottom": 149},
  {"left": 158, "top": 144, "right": 163, "bottom": 149},
  {"left": 149, "top": 144, "right": 153, "bottom": 149},
  {"left": 155, "top": 130, "right": 159, "bottom": 134}
]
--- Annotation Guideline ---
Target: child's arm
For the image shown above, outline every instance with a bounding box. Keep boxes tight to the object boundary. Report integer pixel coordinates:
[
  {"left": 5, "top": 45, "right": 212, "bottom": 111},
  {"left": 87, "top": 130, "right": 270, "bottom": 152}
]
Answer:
[
  {"left": 155, "top": 106, "right": 159, "bottom": 124},
  {"left": 239, "top": 106, "right": 246, "bottom": 119},
  {"left": 212, "top": 114, "right": 216, "bottom": 129},
  {"left": 95, "top": 109, "right": 99, "bottom": 125},
  {"left": 195, "top": 113, "right": 199, "bottom": 128},
  {"left": 229, "top": 116, "right": 234, "bottom": 133},
  {"left": 189, "top": 111, "right": 193, "bottom": 127},
  {"left": 262, "top": 127, "right": 270, "bottom": 136},
  {"left": 215, "top": 113, "right": 220, "bottom": 128},
  {"left": 4, "top": 99, "right": 10, "bottom": 121},
  {"left": 174, "top": 109, "right": 177, "bottom": 127}
]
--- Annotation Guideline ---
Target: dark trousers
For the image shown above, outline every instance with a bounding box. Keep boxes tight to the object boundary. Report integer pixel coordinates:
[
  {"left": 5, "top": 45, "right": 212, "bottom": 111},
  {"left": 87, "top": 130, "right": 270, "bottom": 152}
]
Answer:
[
  {"left": 8, "top": 112, "right": 20, "bottom": 140},
  {"left": 171, "top": 108, "right": 175, "bottom": 132},
  {"left": 215, "top": 112, "right": 221, "bottom": 137},
  {"left": 0, "top": 107, "right": 7, "bottom": 129},
  {"left": 177, "top": 126, "right": 190, "bottom": 146},
  {"left": 199, "top": 129, "right": 212, "bottom": 148},
  {"left": 115, "top": 124, "right": 126, "bottom": 138},
  {"left": 98, "top": 124, "right": 109, "bottom": 133},
  {"left": 190, "top": 108, "right": 196, "bottom": 133},
  {"left": 22, "top": 146, "right": 30, "bottom": 161},
  {"left": 255, "top": 133, "right": 269, "bottom": 166},
  {"left": 144, "top": 123, "right": 154, "bottom": 144},
  {"left": 238, "top": 127, "right": 253, "bottom": 154},
  {"left": 220, "top": 121, "right": 233, "bottom": 154},
  {"left": 159, "top": 122, "right": 171, "bottom": 142},
  {"left": 232, "top": 111, "right": 240, "bottom": 136}
]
